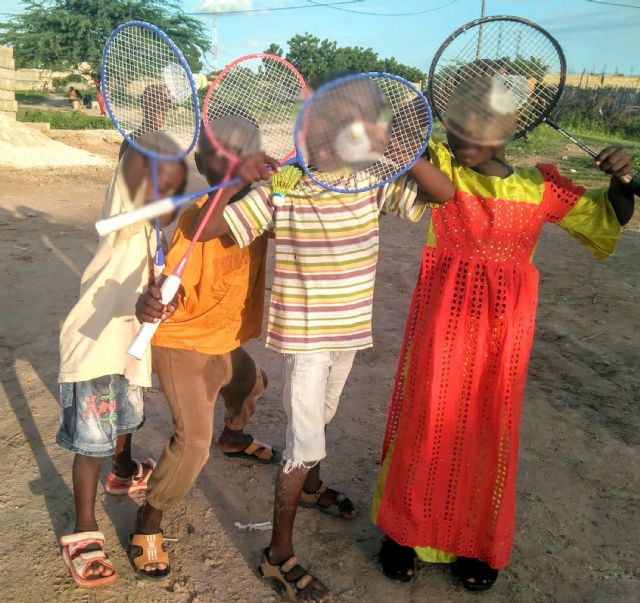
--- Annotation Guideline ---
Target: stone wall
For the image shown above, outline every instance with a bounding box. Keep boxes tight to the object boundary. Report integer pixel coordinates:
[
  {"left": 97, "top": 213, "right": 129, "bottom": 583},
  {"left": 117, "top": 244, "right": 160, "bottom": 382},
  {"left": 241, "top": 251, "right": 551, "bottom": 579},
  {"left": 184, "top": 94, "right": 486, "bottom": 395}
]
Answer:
[{"left": 0, "top": 46, "right": 17, "bottom": 120}]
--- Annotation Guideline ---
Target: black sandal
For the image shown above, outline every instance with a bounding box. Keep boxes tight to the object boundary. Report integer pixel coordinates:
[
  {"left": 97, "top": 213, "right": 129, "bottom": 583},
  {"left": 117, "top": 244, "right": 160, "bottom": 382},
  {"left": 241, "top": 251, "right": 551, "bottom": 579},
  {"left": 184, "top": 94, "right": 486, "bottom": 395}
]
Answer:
[
  {"left": 452, "top": 556, "right": 498, "bottom": 592},
  {"left": 379, "top": 537, "right": 415, "bottom": 582}
]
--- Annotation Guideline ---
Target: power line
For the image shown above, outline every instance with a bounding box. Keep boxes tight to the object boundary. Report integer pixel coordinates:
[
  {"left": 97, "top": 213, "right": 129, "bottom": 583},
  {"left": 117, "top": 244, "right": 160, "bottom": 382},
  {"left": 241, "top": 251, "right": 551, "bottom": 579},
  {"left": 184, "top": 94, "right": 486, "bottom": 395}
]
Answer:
[
  {"left": 189, "top": 0, "right": 364, "bottom": 16},
  {"left": 305, "top": 0, "right": 459, "bottom": 16},
  {"left": 586, "top": 0, "right": 640, "bottom": 7}
]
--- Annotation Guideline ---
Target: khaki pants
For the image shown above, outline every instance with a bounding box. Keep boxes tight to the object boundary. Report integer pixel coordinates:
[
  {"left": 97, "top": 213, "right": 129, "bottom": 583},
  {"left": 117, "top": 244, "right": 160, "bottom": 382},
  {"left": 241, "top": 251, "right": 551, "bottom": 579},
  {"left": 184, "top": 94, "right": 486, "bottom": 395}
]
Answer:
[{"left": 145, "top": 346, "right": 265, "bottom": 510}]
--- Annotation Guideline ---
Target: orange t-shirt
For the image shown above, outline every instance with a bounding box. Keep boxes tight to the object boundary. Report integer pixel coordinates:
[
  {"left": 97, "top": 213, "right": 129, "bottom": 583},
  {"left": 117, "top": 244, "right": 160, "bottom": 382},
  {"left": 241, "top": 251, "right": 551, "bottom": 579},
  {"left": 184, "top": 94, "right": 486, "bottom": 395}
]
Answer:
[{"left": 152, "top": 195, "right": 267, "bottom": 354}]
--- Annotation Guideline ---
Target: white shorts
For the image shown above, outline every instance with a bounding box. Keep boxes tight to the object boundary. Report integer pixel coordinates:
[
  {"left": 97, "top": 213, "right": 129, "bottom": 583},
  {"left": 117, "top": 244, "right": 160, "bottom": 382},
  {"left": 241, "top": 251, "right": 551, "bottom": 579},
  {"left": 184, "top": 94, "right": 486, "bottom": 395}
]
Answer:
[{"left": 282, "top": 350, "right": 357, "bottom": 471}]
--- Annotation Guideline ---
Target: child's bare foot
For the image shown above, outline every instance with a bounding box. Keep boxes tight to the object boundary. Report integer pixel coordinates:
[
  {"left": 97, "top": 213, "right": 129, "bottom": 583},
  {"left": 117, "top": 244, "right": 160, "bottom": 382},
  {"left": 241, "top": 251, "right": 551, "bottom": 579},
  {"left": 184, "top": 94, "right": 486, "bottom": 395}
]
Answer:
[{"left": 218, "top": 427, "right": 282, "bottom": 464}]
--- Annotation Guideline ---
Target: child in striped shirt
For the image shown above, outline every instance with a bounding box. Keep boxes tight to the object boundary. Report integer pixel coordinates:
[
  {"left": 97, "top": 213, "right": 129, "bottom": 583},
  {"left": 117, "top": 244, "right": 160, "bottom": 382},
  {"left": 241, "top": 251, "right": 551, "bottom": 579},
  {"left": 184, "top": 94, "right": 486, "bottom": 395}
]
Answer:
[{"left": 194, "top": 142, "right": 454, "bottom": 599}]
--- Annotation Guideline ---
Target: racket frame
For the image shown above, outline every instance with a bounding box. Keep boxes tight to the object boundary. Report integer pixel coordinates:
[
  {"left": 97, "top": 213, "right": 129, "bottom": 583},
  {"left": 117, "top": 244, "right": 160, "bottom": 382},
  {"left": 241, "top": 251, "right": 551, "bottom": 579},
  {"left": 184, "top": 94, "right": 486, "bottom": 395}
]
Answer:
[
  {"left": 202, "top": 52, "right": 308, "bottom": 165},
  {"left": 428, "top": 14, "right": 567, "bottom": 141},
  {"left": 295, "top": 71, "right": 433, "bottom": 193},
  {"left": 101, "top": 20, "right": 201, "bottom": 161}
]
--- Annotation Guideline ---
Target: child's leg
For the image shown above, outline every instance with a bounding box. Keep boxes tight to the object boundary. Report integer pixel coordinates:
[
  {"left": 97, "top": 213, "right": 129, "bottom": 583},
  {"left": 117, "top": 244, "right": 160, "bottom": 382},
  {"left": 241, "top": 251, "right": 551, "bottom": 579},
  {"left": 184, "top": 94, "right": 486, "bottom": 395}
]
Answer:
[
  {"left": 111, "top": 433, "right": 136, "bottom": 478},
  {"left": 56, "top": 378, "right": 130, "bottom": 585},
  {"left": 72, "top": 454, "right": 103, "bottom": 532},
  {"left": 132, "top": 347, "right": 232, "bottom": 575},
  {"left": 105, "top": 386, "right": 154, "bottom": 495},
  {"left": 218, "top": 347, "right": 279, "bottom": 463},
  {"left": 70, "top": 454, "right": 114, "bottom": 580},
  {"left": 264, "top": 353, "right": 334, "bottom": 602},
  {"left": 302, "top": 351, "right": 357, "bottom": 518}
]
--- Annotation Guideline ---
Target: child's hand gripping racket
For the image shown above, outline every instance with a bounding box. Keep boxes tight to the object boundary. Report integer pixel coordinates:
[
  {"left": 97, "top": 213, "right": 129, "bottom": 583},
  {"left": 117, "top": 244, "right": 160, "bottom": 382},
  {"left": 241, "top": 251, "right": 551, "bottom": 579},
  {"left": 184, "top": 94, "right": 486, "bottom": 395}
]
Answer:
[
  {"left": 428, "top": 15, "right": 634, "bottom": 185},
  {"left": 101, "top": 20, "right": 201, "bottom": 281},
  {"left": 127, "top": 53, "right": 308, "bottom": 359}
]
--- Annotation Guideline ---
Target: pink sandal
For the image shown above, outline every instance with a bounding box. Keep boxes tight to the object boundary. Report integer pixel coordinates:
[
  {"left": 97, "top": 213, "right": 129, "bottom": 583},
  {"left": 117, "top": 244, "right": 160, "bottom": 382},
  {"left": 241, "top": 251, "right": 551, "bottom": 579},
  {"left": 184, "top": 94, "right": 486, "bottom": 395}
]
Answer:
[
  {"left": 60, "top": 531, "right": 117, "bottom": 588},
  {"left": 105, "top": 458, "right": 156, "bottom": 495}
]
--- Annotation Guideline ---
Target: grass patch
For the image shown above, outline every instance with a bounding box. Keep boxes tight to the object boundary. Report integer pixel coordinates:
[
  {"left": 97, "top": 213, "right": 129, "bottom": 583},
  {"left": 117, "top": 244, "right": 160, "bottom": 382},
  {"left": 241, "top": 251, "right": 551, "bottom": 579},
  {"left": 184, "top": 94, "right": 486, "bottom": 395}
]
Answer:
[
  {"left": 17, "top": 108, "right": 114, "bottom": 130},
  {"left": 15, "top": 90, "right": 51, "bottom": 104}
]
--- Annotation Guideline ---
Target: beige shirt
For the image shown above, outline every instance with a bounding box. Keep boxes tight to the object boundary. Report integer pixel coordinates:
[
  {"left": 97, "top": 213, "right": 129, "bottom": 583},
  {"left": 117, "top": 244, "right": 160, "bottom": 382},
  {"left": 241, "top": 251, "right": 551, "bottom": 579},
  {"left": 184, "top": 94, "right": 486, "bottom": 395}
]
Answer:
[{"left": 58, "top": 163, "right": 155, "bottom": 387}]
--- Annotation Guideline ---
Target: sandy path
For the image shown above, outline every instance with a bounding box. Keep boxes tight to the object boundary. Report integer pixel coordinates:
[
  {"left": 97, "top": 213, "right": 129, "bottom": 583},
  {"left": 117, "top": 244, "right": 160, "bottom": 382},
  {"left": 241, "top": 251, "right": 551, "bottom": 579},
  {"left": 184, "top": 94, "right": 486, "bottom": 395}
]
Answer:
[{"left": 0, "top": 163, "right": 638, "bottom": 603}]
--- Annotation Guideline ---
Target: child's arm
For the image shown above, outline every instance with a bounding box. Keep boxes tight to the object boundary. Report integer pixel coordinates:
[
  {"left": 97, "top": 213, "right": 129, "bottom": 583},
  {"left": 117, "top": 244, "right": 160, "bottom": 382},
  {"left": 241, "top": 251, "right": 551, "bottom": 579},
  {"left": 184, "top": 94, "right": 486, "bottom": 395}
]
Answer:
[
  {"left": 407, "top": 156, "right": 455, "bottom": 204},
  {"left": 596, "top": 147, "right": 636, "bottom": 226},
  {"left": 187, "top": 153, "right": 280, "bottom": 241}
]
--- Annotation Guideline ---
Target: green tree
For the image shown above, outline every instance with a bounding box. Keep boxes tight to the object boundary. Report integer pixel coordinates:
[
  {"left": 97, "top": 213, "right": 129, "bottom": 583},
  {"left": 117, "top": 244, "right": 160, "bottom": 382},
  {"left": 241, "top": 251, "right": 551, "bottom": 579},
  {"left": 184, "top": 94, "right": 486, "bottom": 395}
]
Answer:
[
  {"left": 264, "top": 43, "right": 283, "bottom": 58},
  {"left": 0, "top": 0, "right": 209, "bottom": 72},
  {"left": 269, "top": 32, "right": 426, "bottom": 88}
]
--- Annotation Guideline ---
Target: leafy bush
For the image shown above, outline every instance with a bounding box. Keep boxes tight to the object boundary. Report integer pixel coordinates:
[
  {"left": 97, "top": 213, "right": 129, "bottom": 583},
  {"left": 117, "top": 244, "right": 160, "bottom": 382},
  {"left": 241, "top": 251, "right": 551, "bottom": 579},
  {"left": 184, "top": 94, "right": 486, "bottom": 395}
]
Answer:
[
  {"left": 17, "top": 108, "right": 114, "bottom": 129},
  {"left": 559, "top": 111, "right": 640, "bottom": 141}
]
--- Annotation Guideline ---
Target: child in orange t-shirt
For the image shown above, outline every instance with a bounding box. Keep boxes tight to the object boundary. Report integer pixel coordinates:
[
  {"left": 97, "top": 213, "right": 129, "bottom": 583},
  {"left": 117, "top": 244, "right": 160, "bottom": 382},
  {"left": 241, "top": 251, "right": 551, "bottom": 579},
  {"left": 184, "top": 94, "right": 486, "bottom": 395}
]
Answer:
[{"left": 128, "top": 123, "right": 280, "bottom": 578}]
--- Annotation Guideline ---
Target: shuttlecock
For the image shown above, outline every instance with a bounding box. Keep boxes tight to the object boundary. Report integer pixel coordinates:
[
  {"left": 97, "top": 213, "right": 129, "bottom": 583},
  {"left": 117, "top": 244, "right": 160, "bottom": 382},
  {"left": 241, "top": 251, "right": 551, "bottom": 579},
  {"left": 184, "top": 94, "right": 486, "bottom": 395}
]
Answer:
[
  {"left": 162, "top": 63, "right": 191, "bottom": 104},
  {"left": 271, "top": 165, "right": 303, "bottom": 207},
  {"left": 194, "top": 72, "right": 209, "bottom": 91}
]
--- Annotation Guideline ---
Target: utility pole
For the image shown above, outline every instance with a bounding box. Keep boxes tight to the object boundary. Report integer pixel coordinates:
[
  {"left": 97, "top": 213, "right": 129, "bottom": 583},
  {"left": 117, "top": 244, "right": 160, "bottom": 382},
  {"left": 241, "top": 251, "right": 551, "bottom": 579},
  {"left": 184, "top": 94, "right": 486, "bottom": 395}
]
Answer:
[
  {"left": 476, "top": 0, "right": 487, "bottom": 59},
  {"left": 211, "top": 15, "right": 218, "bottom": 71}
]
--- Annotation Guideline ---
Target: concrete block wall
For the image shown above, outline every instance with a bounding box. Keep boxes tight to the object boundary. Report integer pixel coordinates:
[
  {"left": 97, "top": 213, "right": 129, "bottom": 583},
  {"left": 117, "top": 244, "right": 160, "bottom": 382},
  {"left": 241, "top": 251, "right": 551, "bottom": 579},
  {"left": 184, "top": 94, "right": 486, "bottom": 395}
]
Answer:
[{"left": 0, "top": 46, "right": 17, "bottom": 119}]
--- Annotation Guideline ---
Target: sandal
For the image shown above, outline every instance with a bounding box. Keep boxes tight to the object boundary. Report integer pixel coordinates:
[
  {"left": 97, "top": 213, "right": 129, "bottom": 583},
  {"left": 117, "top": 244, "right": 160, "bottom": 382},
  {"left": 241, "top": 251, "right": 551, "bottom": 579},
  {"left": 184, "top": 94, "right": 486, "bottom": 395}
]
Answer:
[
  {"left": 452, "top": 556, "right": 499, "bottom": 592},
  {"left": 259, "top": 548, "right": 333, "bottom": 602},
  {"left": 223, "top": 438, "right": 282, "bottom": 465},
  {"left": 299, "top": 481, "right": 356, "bottom": 519},
  {"left": 59, "top": 531, "right": 117, "bottom": 588},
  {"left": 379, "top": 537, "right": 415, "bottom": 582},
  {"left": 105, "top": 458, "right": 156, "bottom": 495},
  {"left": 129, "top": 532, "right": 171, "bottom": 580}
]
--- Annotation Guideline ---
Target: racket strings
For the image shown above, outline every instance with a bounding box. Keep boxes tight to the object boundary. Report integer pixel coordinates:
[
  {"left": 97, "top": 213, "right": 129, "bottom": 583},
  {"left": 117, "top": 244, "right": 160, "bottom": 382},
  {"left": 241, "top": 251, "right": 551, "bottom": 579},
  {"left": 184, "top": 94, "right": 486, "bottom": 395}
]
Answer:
[
  {"left": 204, "top": 56, "right": 306, "bottom": 162},
  {"left": 299, "top": 76, "right": 431, "bottom": 191},
  {"left": 104, "top": 25, "right": 198, "bottom": 155},
  {"left": 431, "top": 19, "right": 564, "bottom": 139}
]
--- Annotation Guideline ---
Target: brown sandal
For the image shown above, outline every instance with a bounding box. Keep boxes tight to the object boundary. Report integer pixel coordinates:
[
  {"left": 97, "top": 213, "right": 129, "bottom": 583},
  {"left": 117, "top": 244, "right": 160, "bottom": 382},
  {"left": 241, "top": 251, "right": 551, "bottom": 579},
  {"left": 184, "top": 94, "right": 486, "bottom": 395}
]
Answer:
[
  {"left": 223, "top": 438, "right": 282, "bottom": 465},
  {"left": 259, "top": 548, "right": 333, "bottom": 602},
  {"left": 129, "top": 532, "right": 171, "bottom": 580},
  {"left": 299, "top": 481, "right": 356, "bottom": 519}
]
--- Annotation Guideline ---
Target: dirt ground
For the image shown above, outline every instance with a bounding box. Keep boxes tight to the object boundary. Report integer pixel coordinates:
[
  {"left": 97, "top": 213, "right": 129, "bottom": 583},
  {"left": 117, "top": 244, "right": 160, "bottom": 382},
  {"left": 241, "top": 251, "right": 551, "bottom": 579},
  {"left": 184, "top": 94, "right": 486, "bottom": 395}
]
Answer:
[{"left": 0, "top": 139, "right": 639, "bottom": 603}]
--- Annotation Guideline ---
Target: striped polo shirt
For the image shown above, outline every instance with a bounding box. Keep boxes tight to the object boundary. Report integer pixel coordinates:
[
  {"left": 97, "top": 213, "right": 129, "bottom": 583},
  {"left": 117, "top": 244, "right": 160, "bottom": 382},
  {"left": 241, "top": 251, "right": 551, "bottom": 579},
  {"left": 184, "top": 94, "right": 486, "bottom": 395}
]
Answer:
[{"left": 224, "top": 174, "right": 427, "bottom": 353}]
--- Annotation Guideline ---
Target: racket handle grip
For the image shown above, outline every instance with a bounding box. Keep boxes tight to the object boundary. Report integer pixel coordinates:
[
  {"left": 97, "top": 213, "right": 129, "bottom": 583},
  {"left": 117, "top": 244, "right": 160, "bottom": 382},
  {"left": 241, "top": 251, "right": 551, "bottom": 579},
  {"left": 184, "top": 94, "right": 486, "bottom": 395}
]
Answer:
[
  {"left": 127, "top": 274, "right": 182, "bottom": 360},
  {"left": 96, "top": 199, "right": 176, "bottom": 236}
]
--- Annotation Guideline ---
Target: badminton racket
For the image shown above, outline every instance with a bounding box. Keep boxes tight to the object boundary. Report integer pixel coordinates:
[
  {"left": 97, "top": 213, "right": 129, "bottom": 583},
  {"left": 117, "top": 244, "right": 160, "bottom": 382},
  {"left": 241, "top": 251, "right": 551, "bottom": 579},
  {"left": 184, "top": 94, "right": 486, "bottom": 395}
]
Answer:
[
  {"left": 101, "top": 20, "right": 200, "bottom": 280},
  {"left": 128, "top": 69, "right": 432, "bottom": 358},
  {"left": 428, "top": 15, "right": 633, "bottom": 184},
  {"left": 99, "top": 71, "right": 432, "bottom": 236},
  {"left": 127, "top": 53, "right": 308, "bottom": 358}
]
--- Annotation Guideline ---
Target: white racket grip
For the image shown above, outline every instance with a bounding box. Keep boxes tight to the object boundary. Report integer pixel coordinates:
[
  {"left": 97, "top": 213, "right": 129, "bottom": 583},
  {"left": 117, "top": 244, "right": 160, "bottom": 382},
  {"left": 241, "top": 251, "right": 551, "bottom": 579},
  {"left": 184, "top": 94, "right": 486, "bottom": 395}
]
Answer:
[
  {"left": 96, "top": 198, "right": 176, "bottom": 236},
  {"left": 127, "top": 274, "right": 182, "bottom": 360}
]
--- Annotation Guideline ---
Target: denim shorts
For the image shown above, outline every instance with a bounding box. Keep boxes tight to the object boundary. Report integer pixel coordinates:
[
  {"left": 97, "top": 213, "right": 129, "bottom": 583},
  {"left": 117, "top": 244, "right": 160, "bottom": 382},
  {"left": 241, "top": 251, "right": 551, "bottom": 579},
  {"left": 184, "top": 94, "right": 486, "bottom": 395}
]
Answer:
[{"left": 56, "top": 375, "right": 144, "bottom": 457}]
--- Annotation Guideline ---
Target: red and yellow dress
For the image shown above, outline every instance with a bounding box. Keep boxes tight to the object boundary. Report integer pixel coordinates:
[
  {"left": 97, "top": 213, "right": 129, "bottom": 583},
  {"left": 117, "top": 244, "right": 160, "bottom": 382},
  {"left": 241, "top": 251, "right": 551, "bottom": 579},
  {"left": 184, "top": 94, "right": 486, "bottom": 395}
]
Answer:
[{"left": 371, "top": 141, "right": 621, "bottom": 569}]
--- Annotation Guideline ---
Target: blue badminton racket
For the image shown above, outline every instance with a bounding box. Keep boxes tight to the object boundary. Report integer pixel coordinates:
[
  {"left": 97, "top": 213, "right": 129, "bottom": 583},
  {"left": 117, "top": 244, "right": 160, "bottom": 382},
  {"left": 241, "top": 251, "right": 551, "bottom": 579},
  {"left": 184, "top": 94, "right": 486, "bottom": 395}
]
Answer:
[
  {"left": 97, "top": 71, "right": 432, "bottom": 236},
  {"left": 100, "top": 20, "right": 200, "bottom": 281}
]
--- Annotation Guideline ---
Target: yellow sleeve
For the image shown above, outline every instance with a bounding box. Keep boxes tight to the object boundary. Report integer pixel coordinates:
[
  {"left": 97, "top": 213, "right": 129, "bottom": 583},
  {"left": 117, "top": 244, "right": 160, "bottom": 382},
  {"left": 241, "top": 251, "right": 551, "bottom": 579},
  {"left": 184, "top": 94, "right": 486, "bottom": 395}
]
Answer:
[
  {"left": 557, "top": 188, "right": 621, "bottom": 260},
  {"left": 427, "top": 139, "right": 454, "bottom": 181}
]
